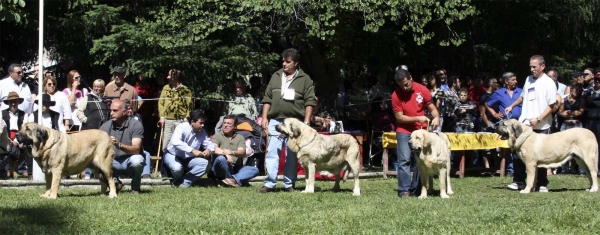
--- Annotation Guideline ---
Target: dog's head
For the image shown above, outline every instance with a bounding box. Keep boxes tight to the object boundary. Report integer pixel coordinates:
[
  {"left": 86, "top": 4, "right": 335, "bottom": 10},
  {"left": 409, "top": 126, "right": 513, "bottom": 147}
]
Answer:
[
  {"left": 16, "top": 122, "right": 49, "bottom": 146},
  {"left": 496, "top": 119, "right": 523, "bottom": 144},
  {"left": 409, "top": 129, "right": 431, "bottom": 151},
  {"left": 275, "top": 118, "right": 305, "bottom": 139}
]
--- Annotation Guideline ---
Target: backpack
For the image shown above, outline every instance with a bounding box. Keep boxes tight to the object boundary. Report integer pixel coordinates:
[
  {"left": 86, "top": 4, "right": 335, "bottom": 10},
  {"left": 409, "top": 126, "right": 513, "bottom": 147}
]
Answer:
[{"left": 235, "top": 114, "right": 267, "bottom": 154}]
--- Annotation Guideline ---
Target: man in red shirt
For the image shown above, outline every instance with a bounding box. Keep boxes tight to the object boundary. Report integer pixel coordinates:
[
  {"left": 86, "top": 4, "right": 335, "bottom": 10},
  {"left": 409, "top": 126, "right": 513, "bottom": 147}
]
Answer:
[{"left": 392, "top": 69, "right": 441, "bottom": 198}]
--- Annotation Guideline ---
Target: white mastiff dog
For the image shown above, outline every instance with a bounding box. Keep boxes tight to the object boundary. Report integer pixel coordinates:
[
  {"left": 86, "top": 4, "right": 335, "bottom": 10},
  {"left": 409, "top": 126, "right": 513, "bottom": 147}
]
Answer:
[
  {"left": 497, "top": 119, "right": 598, "bottom": 193},
  {"left": 408, "top": 130, "right": 453, "bottom": 199},
  {"left": 276, "top": 118, "right": 361, "bottom": 196}
]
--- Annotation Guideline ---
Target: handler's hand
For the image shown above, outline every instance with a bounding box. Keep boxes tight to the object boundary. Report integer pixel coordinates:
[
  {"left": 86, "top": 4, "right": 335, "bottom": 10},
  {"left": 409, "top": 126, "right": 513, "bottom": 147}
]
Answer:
[
  {"left": 157, "top": 117, "right": 165, "bottom": 128},
  {"left": 431, "top": 117, "right": 440, "bottom": 130},
  {"left": 504, "top": 106, "right": 513, "bottom": 115},
  {"left": 191, "top": 149, "right": 202, "bottom": 157},
  {"left": 530, "top": 118, "right": 539, "bottom": 127},
  {"left": 109, "top": 136, "right": 118, "bottom": 146},
  {"left": 226, "top": 154, "right": 234, "bottom": 164},
  {"left": 415, "top": 116, "right": 429, "bottom": 124},
  {"left": 261, "top": 117, "right": 269, "bottom": 130}
]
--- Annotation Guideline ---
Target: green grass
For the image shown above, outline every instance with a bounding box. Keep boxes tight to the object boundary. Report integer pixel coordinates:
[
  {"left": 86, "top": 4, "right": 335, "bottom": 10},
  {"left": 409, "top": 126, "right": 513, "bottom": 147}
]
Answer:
[{"left": 0, "top": 175, "right": 598, "bottom": 234}]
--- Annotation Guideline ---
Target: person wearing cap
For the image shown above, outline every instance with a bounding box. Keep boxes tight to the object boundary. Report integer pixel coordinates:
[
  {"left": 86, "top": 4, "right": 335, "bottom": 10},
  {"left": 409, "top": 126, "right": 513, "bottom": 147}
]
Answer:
[
  {"left": 0, "top": 63, "right": 33, "bottom": 114},
  {"left": 565, "top": 71, "right": 585, "bottom": 97},
  {"left": 157, "top": 68, "right": 193, "bottom": 152},
  {"left": 104, "top": 66, "right": 139, "bottom": 114}
]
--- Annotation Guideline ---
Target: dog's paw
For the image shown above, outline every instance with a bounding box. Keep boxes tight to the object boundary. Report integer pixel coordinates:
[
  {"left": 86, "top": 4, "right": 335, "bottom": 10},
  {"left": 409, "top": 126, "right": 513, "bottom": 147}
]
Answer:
[
  {"left": 418, "top": 195, "right": 427, "bottom": 199},
  {"left": 519, "top": 189, "right": 531, "bottom": 194},
  {"left": 353, "top": 189, "right": 361, "bottom": 196},
  {"left": 446, "top": 190, "right": 454, "bottom": 195},
  {"left": 108, "top": 193, "right": 117, "bottom": 199},
  {"left": 588, "top": 187, "right": 598, "bottom": 192},
  {"left": 441, "top": 194, "right": 450, "bottom": 199},
  {"left": 301, "top": 190, "right": 314, "bottom": 193}
]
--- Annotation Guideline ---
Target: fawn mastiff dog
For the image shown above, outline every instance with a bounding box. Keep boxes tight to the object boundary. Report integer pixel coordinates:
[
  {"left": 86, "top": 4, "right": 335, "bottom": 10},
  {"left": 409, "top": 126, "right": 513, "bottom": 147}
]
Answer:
[
  {"left": 496, "top": 119, "right": 598, "bottom": 193},
  {"left": 408, "top": 130, "right": 454, "bottom": 199},
  {"left": 16, "top": 123, "right": 117, "bottom": 199},
  {"left": 275, "top": 118, "right": 361, "bottom": 196}
]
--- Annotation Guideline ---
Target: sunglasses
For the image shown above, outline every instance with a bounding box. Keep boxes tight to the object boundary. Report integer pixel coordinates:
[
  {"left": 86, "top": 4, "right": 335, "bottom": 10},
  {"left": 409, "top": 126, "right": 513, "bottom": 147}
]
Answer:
[
  {"left": 13, "top": 71, "right": 23, "bottom": 75},
  {"left": 74, "top": 76, "right": 81, "bottom": 80},
  {"left": 46, "top": 83, "right": 55, "bottom": 86},
  {"left": 584, "top": 73, "right": 590, "bottom": 76}
]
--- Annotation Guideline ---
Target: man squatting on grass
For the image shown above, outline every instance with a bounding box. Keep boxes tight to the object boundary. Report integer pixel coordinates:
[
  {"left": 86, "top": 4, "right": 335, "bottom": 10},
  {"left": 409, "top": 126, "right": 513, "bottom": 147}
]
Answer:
[
  {"left": 257, "top": 48, "right": 316, "bottom": 193},
  {"left": 164, "top": 109, "right": 214, "bottom": 188},
  {"left": 99, "top": 99, "right": 145, "bottom": 194},
  {"left": 391, "top": 69, "right": 441, "bottom": 198}
]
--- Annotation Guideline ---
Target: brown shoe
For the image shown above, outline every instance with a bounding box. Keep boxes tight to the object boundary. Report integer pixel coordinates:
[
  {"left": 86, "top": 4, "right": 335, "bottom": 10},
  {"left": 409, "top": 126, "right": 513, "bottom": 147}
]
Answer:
[
  {"left": 399, "top": 192, "right": 410, "bottom": 198},
  {"left": 222, "top": 178, "right": 239, "bottom": 187},
  {"left": 115, "top": 181, "right": 124, "bottom": 194},
  {"left": 284, "top": 187, "right": 295, "bottom": 192},
  {"left": 256, "top": 186, "right": 274, "bottom": 193}
]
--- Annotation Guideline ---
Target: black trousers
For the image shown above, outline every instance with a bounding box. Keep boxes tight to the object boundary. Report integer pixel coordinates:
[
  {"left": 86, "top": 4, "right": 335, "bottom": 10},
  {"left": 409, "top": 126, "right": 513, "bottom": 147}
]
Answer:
[{"left": 512, "top": 128, "right": 549, "bottom": 187}]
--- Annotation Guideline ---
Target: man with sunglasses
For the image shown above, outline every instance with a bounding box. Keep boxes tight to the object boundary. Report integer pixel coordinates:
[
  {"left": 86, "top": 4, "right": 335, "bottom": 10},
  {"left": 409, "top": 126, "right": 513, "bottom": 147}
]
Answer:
[{"left": 0, "top": 64, "right": 33, "bottom": 114}]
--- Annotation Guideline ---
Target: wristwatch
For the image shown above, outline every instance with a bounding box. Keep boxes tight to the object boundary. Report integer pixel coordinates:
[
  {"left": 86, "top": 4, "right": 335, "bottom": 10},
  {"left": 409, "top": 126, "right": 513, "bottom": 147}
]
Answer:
[{"left": 304, "top": 121, "right": 310, "bottom": 125}]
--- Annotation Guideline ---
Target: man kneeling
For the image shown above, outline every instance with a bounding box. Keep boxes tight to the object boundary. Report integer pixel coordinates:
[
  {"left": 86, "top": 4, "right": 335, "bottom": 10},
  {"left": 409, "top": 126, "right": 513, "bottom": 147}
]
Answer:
[
  {"left": 164, "top": 110, "right": 214, "bottom": 188},
  {"left": 211, "top": 115, "right": 259, "bottom": 187}
]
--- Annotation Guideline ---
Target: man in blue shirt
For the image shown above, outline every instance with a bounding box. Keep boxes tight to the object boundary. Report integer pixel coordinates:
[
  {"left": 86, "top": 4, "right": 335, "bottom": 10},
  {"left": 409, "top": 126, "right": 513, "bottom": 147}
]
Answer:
[
  {"left": 486, "top": 72, "right": 522, "bottom": 178},
  {"left": 486, "top": 72, "right": 522, "bottom": 120},
  {"left": 164, "top": 109, "right": 215, "bottom": 188}
]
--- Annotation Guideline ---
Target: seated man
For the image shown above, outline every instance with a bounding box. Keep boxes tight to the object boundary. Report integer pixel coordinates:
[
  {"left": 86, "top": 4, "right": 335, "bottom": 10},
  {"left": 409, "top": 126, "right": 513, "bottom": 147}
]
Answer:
[
  {"left": 211, "top": 114, "right": 259, "bottom": 187},
  {"left": 99, "top": 99, "right": 145, "bottom": 194},
  {"left": 164, "top": 109, "right": 214, "bottom": 188}
]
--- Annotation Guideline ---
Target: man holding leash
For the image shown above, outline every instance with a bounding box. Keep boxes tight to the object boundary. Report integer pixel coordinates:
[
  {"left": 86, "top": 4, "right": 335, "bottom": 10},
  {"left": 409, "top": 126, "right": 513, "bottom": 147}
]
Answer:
[
  {"left": 391, "top": 69, "right": 440, "bottom": 198},
  {"left": 100, "top": 99, "right": 145, "bottom": 194},
  {"left": 505, "top": 55, "right": 557, "bottom": 192},
  {"left": 257, "top": 48, "right": 316, "bottom": 193}
]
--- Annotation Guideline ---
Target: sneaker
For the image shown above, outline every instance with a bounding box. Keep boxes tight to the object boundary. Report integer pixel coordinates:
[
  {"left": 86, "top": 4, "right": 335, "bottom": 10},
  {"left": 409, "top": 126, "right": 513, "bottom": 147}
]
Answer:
[
  {"left": 398, "top": 192, "right": 410, "bottom": 198},
  {"left": 84, "top": 175, "right": 91, "bottom": 180},
  {"left": 538, "top": 186, "right": 548, "bottom": 193},
  {"left": 507, "top": 182, "right": 525, "bottom": 190}
]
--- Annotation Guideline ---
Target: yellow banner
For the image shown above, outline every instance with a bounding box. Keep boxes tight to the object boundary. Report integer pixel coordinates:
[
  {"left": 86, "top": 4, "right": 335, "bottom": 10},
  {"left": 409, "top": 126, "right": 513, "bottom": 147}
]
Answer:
[{"left": 382, "top": 132, "right": 509, "bottom": 150}]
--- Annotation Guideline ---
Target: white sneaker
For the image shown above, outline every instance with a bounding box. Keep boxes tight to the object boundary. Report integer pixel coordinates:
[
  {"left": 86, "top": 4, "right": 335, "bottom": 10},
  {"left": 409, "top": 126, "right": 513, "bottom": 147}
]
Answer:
[
  {"left": 507, "top": 182, "right": 519, "bottom": 190},
  {"left": 84, "top": 175, "right": 91, "bottom": 180},
  {"left": 538, "top": 186, "right": 548, "bottom": 193}
]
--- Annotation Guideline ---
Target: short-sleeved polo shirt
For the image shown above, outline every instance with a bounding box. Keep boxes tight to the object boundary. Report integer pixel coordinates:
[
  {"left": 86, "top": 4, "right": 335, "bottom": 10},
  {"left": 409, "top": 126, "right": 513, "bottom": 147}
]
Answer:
[{"left": 99, "top": 117, "right": 144, "bottom": 158}]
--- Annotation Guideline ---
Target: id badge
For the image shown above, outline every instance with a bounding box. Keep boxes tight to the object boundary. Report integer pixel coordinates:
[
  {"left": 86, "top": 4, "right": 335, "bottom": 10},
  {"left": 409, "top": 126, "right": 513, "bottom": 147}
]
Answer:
[
  {"left": 283, "top": 88, "right": 295, "bottom": 100},
  {"left": 528, "top": 87, "right": 536, "bottom": 101}
]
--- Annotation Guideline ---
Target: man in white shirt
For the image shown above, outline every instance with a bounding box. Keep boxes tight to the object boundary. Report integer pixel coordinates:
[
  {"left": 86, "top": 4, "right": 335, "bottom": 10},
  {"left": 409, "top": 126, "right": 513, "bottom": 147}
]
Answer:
[
  {"left": 505, "top": 55, "right": 557, "bottom": 193},
  {"left": 0, "top": 64, "right": 33, "bottom": 114},
  {"left": 163, "top": 109, "right": 214, "bottom": 188}
]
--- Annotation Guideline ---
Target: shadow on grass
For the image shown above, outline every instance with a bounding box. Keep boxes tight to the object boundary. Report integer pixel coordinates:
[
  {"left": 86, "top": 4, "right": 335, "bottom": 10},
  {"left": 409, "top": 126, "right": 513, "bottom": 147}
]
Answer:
[
  {"left": 489, "top": 186, "right": 589, "bottom": 192},
  {"left": 0, "top": 204, "right": 81, "bottom": 234}
]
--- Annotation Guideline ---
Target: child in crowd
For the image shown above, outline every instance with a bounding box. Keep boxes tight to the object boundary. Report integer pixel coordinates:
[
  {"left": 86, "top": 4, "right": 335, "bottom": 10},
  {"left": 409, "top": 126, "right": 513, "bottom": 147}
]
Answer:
[{"left": 454, "top": 88, "right": 477, "bottom": 133}]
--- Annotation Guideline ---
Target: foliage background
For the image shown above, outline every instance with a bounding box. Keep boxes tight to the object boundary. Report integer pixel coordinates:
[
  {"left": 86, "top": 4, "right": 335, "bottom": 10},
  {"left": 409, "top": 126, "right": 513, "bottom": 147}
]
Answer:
[{"left": 1, "top": 0, "right": 599, "bottom": 110}]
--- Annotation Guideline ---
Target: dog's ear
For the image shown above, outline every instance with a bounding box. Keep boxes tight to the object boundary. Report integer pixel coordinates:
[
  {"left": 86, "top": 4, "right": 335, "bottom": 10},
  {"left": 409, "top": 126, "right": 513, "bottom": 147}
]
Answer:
[
  {"left": 36, "top": 128, "right": 48, "bottom": 143},
  {"left": 291, "top": 122, "right": 301, "bottom": 138},
  {"left": 422, "top": 131, "right": 432, "bottom": 147},
  {"left": 512, "top": 122, "right": 523, "bottom": 138}
]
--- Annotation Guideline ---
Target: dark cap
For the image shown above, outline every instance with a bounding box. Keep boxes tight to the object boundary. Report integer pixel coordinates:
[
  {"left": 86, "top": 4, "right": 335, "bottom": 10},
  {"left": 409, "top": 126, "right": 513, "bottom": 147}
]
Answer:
[
  {"left": 572, "top": 71, "right": 584, "bottom": 78},
  {"left": 112, "top": 66, "right": 126, "bottom": 74}
]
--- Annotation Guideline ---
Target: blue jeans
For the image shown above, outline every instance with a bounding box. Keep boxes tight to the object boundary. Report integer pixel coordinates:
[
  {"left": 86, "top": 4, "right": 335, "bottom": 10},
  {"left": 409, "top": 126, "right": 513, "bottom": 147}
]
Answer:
[
  {"left": 264, "top": 119, "right": 297, "bottom": 189},
  {"left": 396, "top": 132, "right": 421, "bottom": 195},
  {"left": 212, "top": 155, "right": 259, "bottom": 185},
  {"left": 163, "top": 152, "right": 209, "bottom": 188},
  {"left": 113, "top": 154, "right": 145, "bottom": 191},
  {"left": 87, "top": 150, "right": 151, "bottom": 177}
]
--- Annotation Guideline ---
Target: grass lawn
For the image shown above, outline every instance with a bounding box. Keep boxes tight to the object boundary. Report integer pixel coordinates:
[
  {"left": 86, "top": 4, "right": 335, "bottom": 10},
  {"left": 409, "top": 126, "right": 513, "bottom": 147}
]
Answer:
[{"left": 0, "top": 175, "right": 598, "bottom": 234}]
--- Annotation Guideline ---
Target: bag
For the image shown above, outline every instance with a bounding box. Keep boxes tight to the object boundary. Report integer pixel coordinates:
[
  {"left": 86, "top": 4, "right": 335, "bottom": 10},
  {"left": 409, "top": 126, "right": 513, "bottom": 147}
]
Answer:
[{"left": 235, "top": 114, "right": 267, "bottom": 153}]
